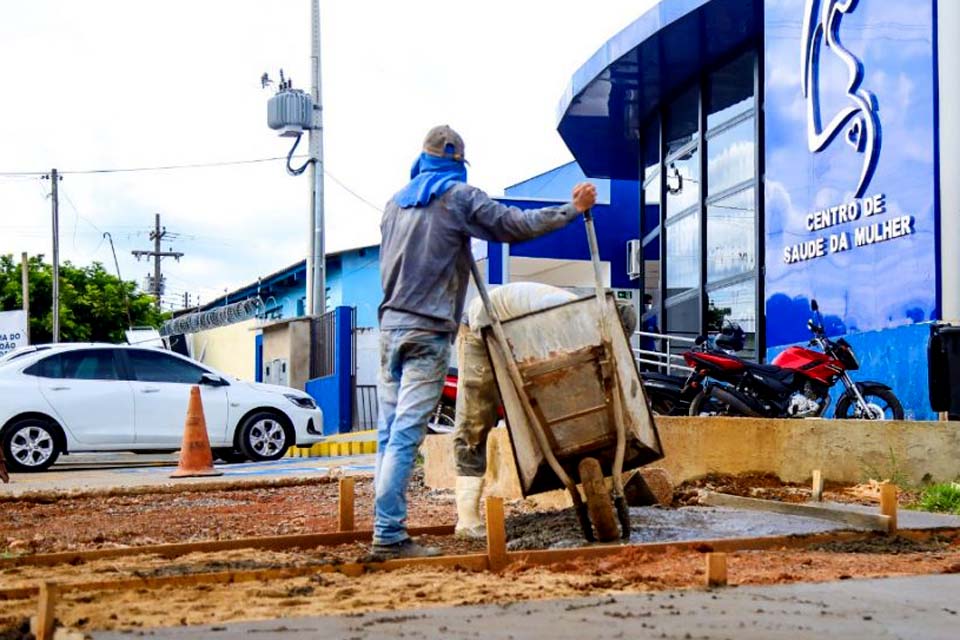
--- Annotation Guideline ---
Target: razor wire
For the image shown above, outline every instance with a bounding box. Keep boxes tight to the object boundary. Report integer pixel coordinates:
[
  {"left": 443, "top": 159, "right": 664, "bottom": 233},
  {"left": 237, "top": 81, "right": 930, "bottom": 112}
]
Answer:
[{"left": 160, "top": 297, "right": 266, "bottom": 336}]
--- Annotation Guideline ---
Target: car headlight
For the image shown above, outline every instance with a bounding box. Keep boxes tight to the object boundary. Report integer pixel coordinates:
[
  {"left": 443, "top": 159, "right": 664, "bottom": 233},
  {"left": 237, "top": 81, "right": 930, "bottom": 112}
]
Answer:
[{"left": 285, "top": 393, "right": 317, "bottom": 410}]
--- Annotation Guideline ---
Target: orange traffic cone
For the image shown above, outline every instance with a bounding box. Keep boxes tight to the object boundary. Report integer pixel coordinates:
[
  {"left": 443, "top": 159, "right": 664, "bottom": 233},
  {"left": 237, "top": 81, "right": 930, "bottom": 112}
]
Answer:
[{"left": 170, "top": 386, "right": 223, "bottom": 478}]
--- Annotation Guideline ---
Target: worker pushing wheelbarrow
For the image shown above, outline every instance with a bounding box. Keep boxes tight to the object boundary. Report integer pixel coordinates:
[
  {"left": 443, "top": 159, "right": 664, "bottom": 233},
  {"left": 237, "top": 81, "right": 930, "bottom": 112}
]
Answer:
[{"left": 468, "top": 211, "right": 664, "bottom": 542}]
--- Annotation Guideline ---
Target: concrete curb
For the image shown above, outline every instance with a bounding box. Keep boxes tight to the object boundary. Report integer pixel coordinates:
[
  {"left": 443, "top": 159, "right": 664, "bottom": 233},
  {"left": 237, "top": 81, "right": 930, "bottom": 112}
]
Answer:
[{"left": 287, "top": 430, "right": 377, "bottom": 458}]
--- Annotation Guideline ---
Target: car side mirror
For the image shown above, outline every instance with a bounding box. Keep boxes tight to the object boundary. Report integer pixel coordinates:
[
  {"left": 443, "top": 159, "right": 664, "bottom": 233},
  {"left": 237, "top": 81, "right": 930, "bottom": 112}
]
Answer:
[{"left": 200, "top": 373, "right": 229, "bottom": 387}]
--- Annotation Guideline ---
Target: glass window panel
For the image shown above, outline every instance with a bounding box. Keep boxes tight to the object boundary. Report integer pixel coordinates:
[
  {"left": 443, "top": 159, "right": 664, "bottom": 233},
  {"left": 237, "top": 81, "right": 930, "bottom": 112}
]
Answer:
[
  {"left": 642, "top": 116, "right": 660, "bottom": 178},
  {"left": 707, "top": 117, "right": 755, "bottom": 195},
  {"left": 665, "top": 145, "right": 700, "bottom": 217},
  {"left": 707, "top": 280, "right": 757, "bottom": 360},
  {"left": 24, "top": 354, "right": 62, "bottom": 378},
  {"left": 127, "top": 350, "right": 206, "bottom": 384},
  {"left": 642, "top": 173, "right": 661, "bottom": 237},
  {"left": 707, "top": 187, "right": 756, "bottom": 282},
  {"left": 642, "top": 236, "right": 660, "bottom": 310},
  {"left": 707, "top": 50, "right": 756, "bottom": 129},
  {"left": 665, "top": 86, "right": 699, "bottom": 155},
  {"left": 665, "top": 293, "right": 700, "bottom": 342},
  {"left": 665, "top": 212, "right": 700, "bottom": 297},
  {"left": 56, "top": 350, "right": 120, "bottom": 381}
]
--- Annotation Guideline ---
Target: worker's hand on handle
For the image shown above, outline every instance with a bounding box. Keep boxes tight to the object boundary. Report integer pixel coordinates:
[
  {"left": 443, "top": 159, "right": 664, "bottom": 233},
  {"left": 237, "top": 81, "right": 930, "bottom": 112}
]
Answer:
[{"left": 572, "top": 182, "right": 598, "bottom": 213}]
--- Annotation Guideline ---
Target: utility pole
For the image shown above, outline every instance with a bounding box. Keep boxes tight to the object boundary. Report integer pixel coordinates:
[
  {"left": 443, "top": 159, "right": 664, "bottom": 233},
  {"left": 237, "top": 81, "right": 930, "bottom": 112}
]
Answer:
[
  {"left": 308, "top": 0, "right": 326, "bottom": 317},
  {"left": 20, "top": 252, "right": 29, "bottom": 344},
  {"left": 41, "top": 169, "right": 61, "bottom": 343},
  {"left": 132, "top": 214, "right": 184, "bottom": 310}
]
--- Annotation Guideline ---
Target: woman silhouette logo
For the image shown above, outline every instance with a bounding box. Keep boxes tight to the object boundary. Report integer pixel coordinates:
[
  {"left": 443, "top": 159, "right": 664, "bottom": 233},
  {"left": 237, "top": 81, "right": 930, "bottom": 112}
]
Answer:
[{"left": 801, "top": 0, "right": 881, "bottom": 198}]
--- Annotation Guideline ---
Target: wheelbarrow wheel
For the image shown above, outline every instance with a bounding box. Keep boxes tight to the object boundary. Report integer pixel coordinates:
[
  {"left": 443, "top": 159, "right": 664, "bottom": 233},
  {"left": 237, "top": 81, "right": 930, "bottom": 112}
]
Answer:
[{"left": 578, "top": 457, "right": 619, "bottom": 542}]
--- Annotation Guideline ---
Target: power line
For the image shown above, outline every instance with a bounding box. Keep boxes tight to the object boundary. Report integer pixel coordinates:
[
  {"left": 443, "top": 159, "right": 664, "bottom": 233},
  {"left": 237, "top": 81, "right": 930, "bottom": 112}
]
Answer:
[
  {"left": 0, "top": 155, "right": 307, "bottom": 177},
  {"left": 324, "top": 169, "right": 383, "bottom": 213}
]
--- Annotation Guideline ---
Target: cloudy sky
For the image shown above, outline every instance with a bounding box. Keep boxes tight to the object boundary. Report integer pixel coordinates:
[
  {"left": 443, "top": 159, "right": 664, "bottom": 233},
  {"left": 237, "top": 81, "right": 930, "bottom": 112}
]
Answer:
[{"left": 0, "top": 0, "right": 653, "bottom": 309}]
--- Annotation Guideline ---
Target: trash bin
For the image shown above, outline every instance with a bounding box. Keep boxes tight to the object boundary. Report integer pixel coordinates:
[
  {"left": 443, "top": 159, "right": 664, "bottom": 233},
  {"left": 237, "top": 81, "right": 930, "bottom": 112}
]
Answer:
[{"left": 928, "top": 324, "right": 960, "bottom": 418}]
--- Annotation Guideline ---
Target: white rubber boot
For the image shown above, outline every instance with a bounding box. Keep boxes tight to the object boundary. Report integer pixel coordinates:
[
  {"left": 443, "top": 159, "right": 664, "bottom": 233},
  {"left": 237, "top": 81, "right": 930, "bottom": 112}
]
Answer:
[{"left": 454, "top": 475, "right": 486, "bottom": 539}]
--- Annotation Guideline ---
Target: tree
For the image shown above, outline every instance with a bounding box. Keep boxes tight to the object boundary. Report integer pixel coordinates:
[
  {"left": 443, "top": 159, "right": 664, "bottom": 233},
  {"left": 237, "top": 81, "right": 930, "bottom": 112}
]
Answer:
[{"left": 0, "top": 254, "right": 167, "bottom": 344}]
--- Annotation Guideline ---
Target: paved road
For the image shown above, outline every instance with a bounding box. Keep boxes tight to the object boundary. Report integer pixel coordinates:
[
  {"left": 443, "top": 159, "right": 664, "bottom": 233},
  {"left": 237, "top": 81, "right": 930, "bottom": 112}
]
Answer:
[
  {"left": 1, "top": 453, "right": 375, "bottom": 496},
  {"left": 94, "top": 574, "right": 960, "bottom": 639}
]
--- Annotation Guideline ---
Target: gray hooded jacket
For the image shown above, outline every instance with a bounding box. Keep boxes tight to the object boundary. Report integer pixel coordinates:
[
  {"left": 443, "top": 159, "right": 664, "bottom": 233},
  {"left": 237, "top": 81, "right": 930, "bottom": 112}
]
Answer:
[{"left": 379, "top": 183, "right": 580, "bottom": 334}]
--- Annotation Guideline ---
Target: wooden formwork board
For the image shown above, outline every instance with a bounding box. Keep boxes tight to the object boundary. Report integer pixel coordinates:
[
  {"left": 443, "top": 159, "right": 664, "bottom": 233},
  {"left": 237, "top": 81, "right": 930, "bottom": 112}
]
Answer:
[
  {"left": 5, "top": 528, "right": 957, "bottom": 605},
  {"left": 0, "top": 525, "right": 456, "bottom": 570},
  {"left": 699, "top": 492, "right": 892, "bottom": 532}
]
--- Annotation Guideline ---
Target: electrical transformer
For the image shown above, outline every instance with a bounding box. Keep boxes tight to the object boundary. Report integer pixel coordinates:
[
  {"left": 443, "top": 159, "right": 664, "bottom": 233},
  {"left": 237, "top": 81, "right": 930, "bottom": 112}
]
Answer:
[{"left": 267, "top": 89, "right": 313, "bottom": 137}]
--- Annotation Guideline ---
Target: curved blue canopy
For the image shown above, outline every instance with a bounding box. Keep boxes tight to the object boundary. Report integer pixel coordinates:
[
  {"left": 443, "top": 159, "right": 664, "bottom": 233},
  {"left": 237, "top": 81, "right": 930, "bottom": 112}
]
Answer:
[{"left": 556, "top": 0, "right": 760, "bottom": 180}]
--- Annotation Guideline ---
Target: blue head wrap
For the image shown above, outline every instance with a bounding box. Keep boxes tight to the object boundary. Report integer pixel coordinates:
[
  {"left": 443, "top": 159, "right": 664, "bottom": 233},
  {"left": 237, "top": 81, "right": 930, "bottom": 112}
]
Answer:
[{"left": 394, "top": 152, "right": 468, "bottom": 208}]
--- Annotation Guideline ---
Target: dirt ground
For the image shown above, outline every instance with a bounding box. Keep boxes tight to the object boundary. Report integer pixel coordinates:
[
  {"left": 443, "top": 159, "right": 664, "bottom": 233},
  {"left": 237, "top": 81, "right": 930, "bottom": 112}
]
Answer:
[
  {"left": 672, "top": 471, "right": 916, "bottom": 506},
  {"left": 1, "top": 475, "right": 454, "bottom": 556},
  {"left": 0, "top": 471, "right": 950, "bottom": 637},
  {"left": 1, "top": 536, "right": 959, "bottom": 636}
]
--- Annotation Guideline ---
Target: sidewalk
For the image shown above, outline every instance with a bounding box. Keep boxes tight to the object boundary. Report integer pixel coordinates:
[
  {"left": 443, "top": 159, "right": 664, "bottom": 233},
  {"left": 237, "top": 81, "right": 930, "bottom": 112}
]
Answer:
[{"left": 93, "top": 573, "right": 960, "bottom": 639}]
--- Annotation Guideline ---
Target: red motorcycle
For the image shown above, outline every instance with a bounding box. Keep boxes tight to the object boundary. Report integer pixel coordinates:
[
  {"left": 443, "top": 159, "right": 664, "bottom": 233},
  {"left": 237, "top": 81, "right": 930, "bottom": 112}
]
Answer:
[
  {"left": 427, "top": 368, "right": 459, "bottom": 434},
  {"left": 685, "top": 301, "right": 904, "bottom": 420},
  {"left": 427, "top": 367, "right": 507, "bottom": 434}
]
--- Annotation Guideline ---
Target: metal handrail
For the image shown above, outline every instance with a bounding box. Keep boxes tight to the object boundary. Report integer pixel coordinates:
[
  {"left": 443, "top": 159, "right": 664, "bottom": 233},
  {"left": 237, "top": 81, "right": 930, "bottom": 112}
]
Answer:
[{"left": 632, "top": 330, "right": 697, "bottom": 375}]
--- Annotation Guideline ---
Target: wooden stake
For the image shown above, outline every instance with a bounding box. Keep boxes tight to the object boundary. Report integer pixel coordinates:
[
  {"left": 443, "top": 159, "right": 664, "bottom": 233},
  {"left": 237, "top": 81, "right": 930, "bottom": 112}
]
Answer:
[
  {"left": 811, "top": 469, "right": 824, "bottom": 502},
  {"left": 880, "top": 483, "right": 898, "bottom": 535},
  {"left": 705, "top": 553, "right": 727, "bottom": 587},
  {"left": 35, "top": 582, "right": 57, "bottom": 640},
  {"left": 485, "top": 496, "right": 507, "bottom": 572},
  {"left": 338, "top": 477, "right": 355, "bottom": 532}
]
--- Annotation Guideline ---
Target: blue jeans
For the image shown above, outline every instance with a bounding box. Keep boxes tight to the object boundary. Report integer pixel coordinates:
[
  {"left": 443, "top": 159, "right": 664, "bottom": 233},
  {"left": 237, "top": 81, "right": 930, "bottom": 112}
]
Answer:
[{"left": 374, "top": 329, "right": 451, "bottom": 545}]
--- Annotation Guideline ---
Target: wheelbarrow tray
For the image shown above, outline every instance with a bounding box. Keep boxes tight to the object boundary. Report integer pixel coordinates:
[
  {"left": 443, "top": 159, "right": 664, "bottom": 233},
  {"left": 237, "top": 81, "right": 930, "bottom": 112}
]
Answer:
[{"left": 482, "top": 293, "right": 663, "bottom": 497}]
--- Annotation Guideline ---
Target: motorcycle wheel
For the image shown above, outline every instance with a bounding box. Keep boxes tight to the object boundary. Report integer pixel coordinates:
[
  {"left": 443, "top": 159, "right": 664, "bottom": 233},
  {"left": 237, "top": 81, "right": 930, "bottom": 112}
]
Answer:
[
  {"left": 688, "top": 390, "right": 737, "bottom": 417},
  {"left": 835, "top": 388, "right": 904, "bottom": 420},
  {"left": 427, "top": 401, "right": 456, "bottom": 434}
]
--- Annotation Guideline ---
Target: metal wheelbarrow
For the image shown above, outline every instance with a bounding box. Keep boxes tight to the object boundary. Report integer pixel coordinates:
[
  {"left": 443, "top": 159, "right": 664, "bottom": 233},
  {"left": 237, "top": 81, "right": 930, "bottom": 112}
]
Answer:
[{"left": 468, "top": 211, "right": 663, "bottom": 542}]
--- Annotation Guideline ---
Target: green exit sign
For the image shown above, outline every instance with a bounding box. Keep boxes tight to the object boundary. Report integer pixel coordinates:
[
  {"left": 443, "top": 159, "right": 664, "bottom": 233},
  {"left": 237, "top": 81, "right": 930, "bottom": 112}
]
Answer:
[{"left": 616, "top": 291, "right": 632, "bottom": 300}]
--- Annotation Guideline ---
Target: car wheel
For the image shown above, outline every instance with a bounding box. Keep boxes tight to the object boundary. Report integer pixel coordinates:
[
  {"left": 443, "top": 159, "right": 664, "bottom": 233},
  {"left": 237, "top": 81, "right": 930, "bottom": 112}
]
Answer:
[
  {"left": 237, "top": 411, "right": 291, "bottom": 461},
  {"left": 2, "top": 417, "right": 63, "bottom": 472},
  {"left": 212, "top": 448, "right": 248, "bottom": 464}
]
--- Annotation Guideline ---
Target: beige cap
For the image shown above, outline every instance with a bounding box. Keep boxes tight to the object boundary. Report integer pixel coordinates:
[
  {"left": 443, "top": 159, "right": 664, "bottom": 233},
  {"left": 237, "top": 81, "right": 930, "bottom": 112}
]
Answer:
[{"left": 423, "top": 125, "right": 466, "bottom": 162}]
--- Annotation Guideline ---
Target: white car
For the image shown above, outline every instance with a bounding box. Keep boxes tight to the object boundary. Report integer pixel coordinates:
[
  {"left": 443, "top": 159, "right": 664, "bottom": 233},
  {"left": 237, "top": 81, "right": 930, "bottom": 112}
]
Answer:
[{"left": 0, "top": 343, "right": 324, "bottom": 472}]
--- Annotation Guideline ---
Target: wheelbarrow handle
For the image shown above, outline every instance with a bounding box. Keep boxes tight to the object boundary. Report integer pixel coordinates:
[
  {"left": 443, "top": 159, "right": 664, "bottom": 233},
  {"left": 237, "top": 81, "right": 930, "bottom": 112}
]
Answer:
[{"left": 582, "top": 209, "right": 610, "bottom": 339}]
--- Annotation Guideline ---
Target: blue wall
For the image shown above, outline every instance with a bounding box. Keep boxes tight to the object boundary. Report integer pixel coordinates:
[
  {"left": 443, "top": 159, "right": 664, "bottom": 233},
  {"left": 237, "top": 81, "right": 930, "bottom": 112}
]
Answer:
[
  {"left": 490, "top": 169, "right": 641, "bottom": 290},
  {"left": 769, "top": 322, "right": 934, "bottom": 421},
  {"left": 763, "top": 0, "right": 939, "bottom": 343},
  {"left": 325, "top": 247, "right": 382, "bottom": 328}
]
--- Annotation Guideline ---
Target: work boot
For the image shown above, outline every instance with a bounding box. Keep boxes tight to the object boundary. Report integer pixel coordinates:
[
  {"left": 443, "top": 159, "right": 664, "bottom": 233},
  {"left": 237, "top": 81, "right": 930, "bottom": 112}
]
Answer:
[
  {"left": 455, "top": 475, "right": 487, "bottom": 540},
  {"left": 370, "top": 538, "right": 441, "bottom": 560}
]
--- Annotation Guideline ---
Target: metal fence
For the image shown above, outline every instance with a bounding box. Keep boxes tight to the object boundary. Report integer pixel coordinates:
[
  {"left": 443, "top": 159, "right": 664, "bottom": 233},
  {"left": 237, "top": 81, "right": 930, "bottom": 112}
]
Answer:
[
  {"left": 310, "top": 310, "right": 337, "bottom": 379},
  {"left": 354, "top": 384, "right": 379, "bottom": 431},
  {"left": 633, "top": 330, "right": 697, "bottom": 375}
]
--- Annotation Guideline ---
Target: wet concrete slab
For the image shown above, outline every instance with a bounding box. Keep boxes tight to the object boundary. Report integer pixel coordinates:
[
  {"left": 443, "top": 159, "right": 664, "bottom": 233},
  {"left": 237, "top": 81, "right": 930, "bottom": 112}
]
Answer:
[
  {"left": 507, "top": 503, "right": 960, "bottom": 550},
  {"left": 92, "top": 574, "right": 960, "bottom": 639}
]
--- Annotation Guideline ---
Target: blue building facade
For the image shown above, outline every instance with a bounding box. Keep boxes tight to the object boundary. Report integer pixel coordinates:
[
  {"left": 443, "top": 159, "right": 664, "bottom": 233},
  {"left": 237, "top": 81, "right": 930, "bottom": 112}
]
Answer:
[
  {"left": 485, "top": 162, "right": 641, "bottom": 304},
  {"left": 554, "top": 0, "right": 958, "bottom": 419},
  {"left": 198, "top": 245, "right": 382, "bottom": 329}
]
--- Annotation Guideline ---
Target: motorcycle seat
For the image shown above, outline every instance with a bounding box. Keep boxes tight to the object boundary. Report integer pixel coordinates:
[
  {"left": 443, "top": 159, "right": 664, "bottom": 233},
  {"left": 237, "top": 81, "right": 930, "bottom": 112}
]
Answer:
[{"left": 745, "top": 361, "right": 794, "bottom": 383}]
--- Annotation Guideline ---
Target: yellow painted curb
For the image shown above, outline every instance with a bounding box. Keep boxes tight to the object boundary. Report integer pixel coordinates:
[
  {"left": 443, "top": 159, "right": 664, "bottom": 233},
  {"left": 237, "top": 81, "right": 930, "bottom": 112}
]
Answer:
[{"left": 287, "top": 436, "right": 378, "bottom": 459}]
